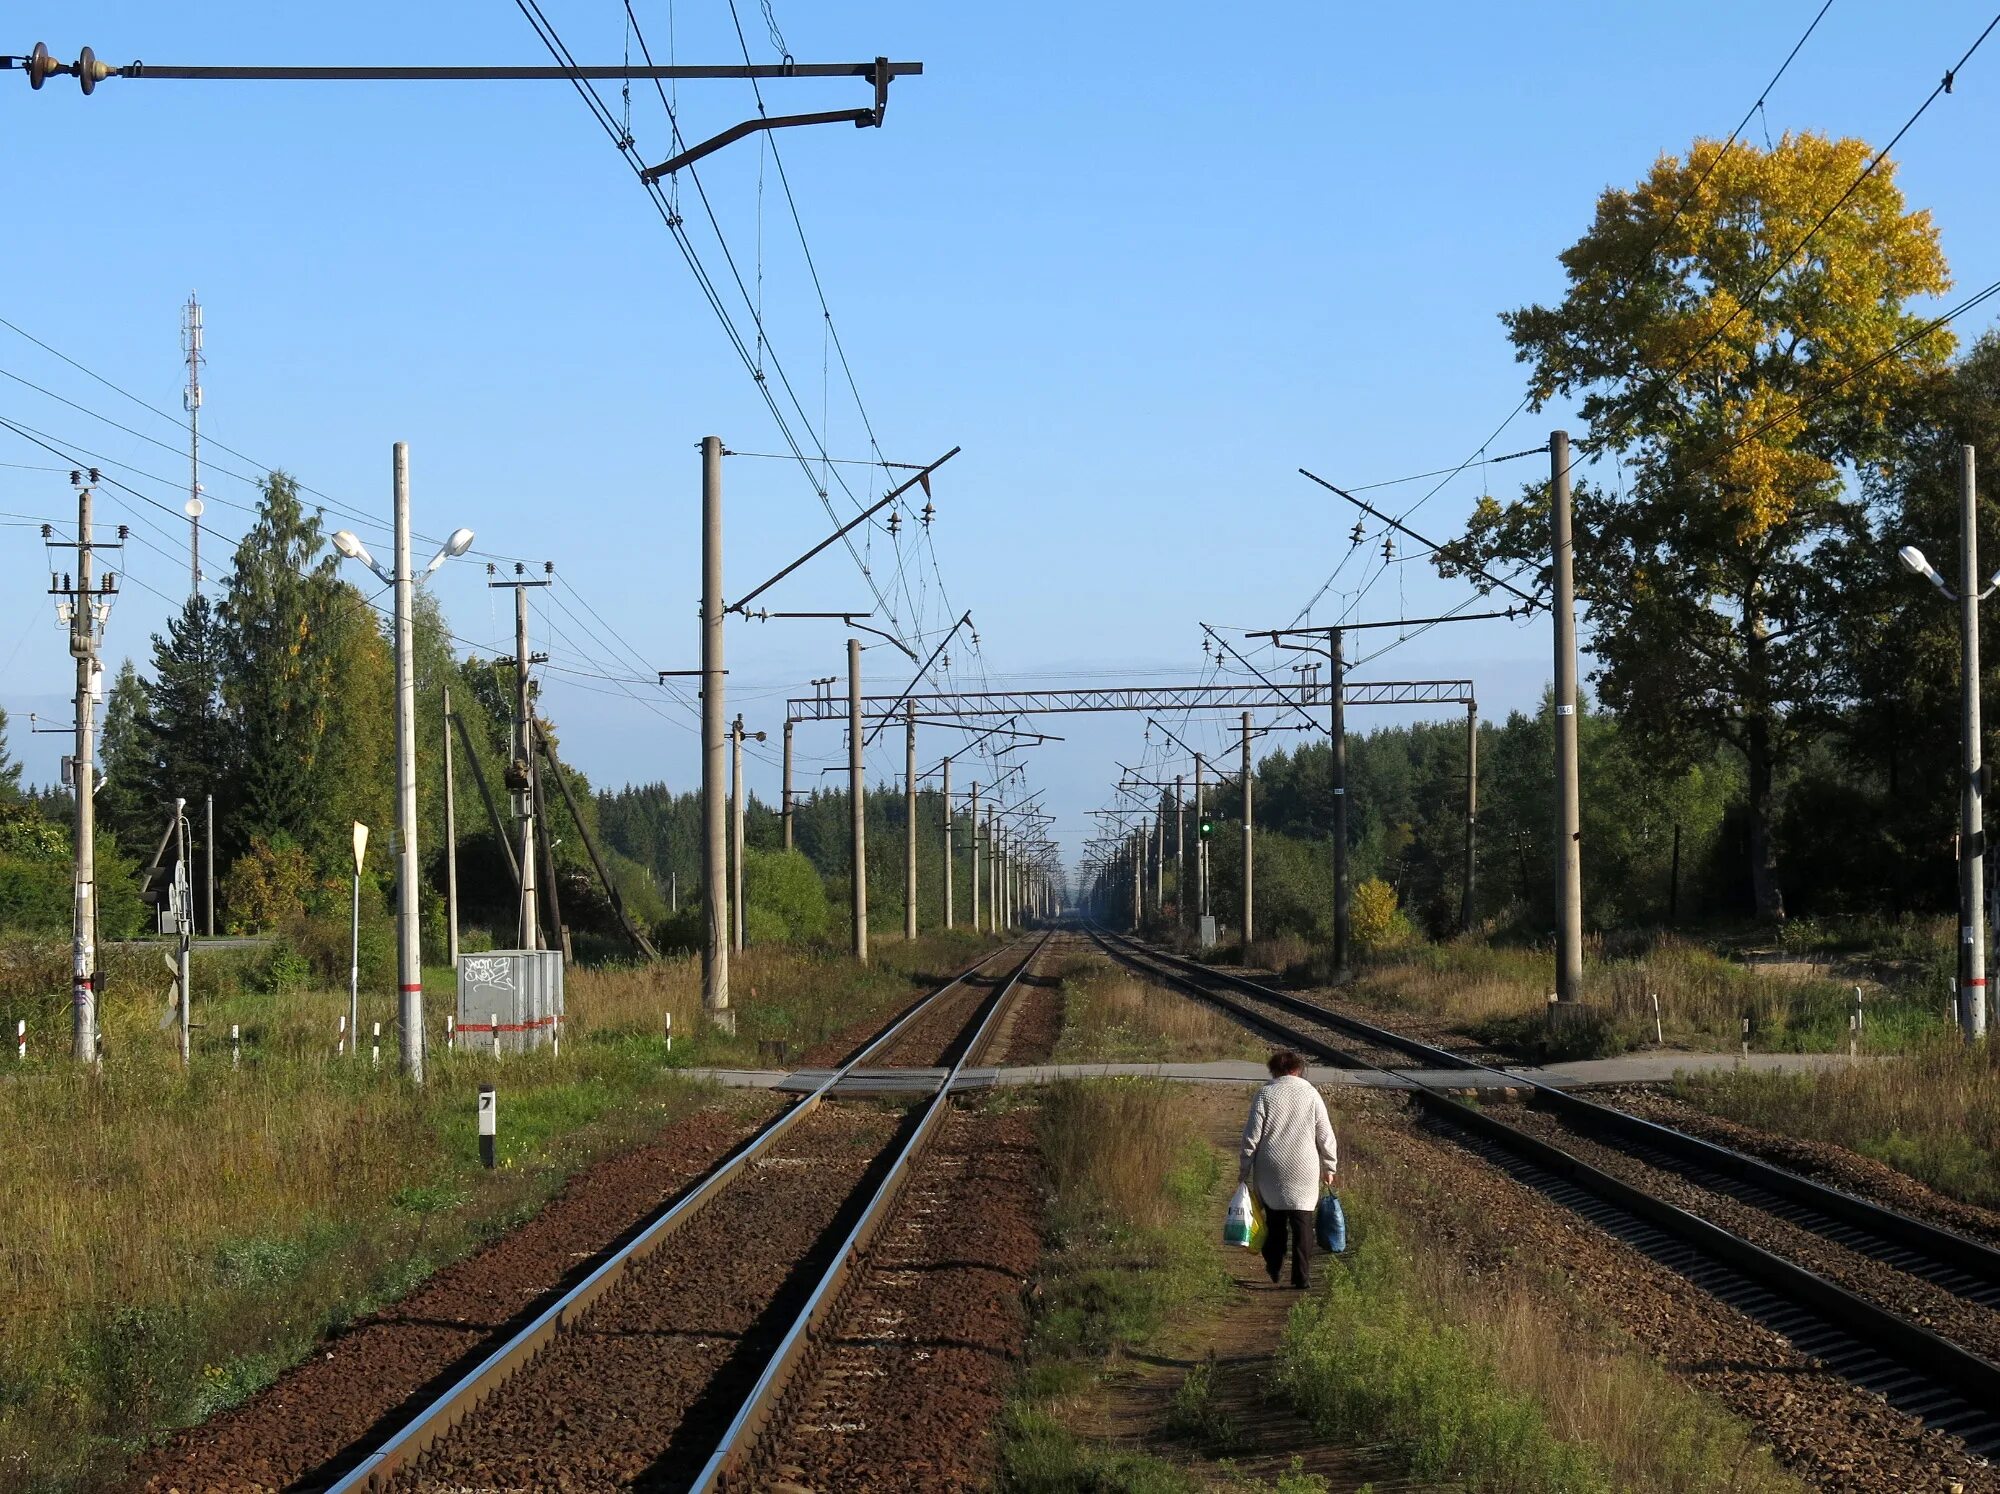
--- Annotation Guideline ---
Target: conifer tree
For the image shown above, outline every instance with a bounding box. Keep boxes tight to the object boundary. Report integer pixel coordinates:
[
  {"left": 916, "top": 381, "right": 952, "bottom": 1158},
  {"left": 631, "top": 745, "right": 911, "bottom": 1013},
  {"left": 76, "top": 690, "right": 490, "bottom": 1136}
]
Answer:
[
  {"left": 96, "top": 659, "right": 156, "bottom": 854},
  {"left": 141, "top": 593, "right": 231, "bottom": 840},
  {"left": 0, "top": 705, "right": 21, "bottom": 803}
]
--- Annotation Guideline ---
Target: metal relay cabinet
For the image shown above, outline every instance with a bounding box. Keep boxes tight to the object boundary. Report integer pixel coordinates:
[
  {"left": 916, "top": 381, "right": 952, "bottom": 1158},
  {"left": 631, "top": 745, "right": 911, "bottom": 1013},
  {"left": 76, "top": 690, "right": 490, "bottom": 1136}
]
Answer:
[{"left": 455, "top": 950, "right": 565, "bottom": 1053}]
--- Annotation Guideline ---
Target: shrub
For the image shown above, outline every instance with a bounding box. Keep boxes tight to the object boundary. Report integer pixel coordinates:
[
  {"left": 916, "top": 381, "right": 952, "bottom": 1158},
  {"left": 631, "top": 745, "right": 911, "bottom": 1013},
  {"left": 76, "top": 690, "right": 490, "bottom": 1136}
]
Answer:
[
  {"left": 223, "top": 838, "right": 316, "bottom": 933},
  {"left": 1351, "top": 877, "right": 1413, "bottom": 953},
  {"left": 745, "top": 848, "right": 831, "bottom": 943}
]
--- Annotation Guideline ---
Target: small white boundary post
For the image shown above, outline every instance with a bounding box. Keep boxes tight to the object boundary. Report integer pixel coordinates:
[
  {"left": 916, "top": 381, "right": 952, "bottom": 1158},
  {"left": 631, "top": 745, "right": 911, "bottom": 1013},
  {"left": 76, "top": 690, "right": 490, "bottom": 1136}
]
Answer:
[{"left": 478, "top": 1082, "right": 497, "bottom": 1168}]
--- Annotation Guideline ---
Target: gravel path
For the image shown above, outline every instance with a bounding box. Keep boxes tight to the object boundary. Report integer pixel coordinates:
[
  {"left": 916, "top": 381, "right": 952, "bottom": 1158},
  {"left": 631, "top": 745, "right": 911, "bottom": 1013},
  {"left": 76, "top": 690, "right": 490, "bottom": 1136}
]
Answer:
[{"left": 131, "top": 1099, "right": 778, "bottom": 1494}]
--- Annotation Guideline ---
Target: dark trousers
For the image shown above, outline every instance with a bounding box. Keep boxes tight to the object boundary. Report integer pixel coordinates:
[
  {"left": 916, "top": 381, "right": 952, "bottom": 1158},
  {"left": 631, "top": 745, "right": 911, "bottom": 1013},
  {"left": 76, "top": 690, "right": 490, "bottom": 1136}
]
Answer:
[{"left": 1259, "top": 1201, "right": 1314, "bottom": 1287}]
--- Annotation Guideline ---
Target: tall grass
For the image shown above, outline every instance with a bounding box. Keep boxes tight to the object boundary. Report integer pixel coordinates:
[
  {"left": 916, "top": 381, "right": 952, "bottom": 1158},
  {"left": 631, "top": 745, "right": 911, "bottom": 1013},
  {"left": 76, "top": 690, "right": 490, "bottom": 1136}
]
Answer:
[
  {"left": 1335, "top": 929, "right": 1954, "bottom": 1058},
  {"left": 1678, "top": 1033, "right": 2000, "bottom": 1208},
  {"left": 0, "top": 930, "right": 994, "bottom": 1492},
  {"left": 1053, "top": 961, "right": 1264, "bottom": 1064},
  {"left": 1000, "top": 1081, "right": 1232, "bottom": 1491},
  {"left": 1279, "top": 1190, "right": 1802, "bottom": 1493},
  {"left": 1009, "top": 1083, "right": 1801, "bottom": 1494}
]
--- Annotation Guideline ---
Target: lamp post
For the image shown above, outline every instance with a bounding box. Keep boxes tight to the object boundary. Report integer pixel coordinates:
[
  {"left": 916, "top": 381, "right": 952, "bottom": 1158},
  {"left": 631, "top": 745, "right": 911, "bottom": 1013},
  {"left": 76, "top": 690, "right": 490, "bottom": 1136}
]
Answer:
[
  {"left": 329, "top": 449, "right": 474, "bottom": 1084},
  {"left": 1899, "top": 446, "right": 1994, "bottom": 1041}
]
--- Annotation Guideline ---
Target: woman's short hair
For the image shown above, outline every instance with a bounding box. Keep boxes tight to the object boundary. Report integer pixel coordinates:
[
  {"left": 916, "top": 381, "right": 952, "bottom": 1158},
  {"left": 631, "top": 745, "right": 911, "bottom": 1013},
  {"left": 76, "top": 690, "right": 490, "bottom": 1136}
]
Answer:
[{"left": 1268, "top": 1050, "right": 1306, "bottom": 1078}]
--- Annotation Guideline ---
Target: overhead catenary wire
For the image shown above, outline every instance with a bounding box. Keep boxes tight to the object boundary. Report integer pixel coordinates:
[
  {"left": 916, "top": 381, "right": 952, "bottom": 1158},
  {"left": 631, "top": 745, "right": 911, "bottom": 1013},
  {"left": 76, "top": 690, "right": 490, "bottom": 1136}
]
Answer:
[{"left": 1288, "top": 0, "right": 1850, "bottom": 629}]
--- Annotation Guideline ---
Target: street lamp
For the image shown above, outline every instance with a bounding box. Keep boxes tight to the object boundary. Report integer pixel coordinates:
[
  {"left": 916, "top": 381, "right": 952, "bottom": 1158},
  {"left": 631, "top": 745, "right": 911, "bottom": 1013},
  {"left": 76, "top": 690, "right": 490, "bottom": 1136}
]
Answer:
[
  {"left": 1898, "top": 446, "right": 1993, "bottom": 1041},
  {"left": 328, "top": 445, "right": 474, "bottom": 1083}
]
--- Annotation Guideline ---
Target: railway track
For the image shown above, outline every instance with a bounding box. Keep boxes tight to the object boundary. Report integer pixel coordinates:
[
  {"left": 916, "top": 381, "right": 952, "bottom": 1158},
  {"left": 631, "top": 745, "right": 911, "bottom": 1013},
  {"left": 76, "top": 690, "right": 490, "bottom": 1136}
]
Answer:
[
  {"left": 1087, "top": 923, "right": 2000, "bottom": 1457},
  {"left": 326, "top": 931, "right": 1051, "bottom": 1493}
]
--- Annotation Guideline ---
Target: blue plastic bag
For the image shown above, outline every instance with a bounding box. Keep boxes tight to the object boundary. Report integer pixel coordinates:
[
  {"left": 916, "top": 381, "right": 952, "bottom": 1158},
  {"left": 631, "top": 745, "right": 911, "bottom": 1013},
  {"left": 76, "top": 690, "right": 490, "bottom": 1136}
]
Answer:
[{"left": 1316, "top": 1191, "right": 1346, "bottom": 1254}]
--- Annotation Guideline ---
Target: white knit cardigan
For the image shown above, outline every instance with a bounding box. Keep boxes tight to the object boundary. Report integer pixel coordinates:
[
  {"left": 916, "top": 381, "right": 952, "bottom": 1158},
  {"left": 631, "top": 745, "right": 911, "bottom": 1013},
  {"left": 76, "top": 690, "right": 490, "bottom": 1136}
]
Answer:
[{"left": 1237, "top": 1074, "right": 1338, "bottom": 1212}]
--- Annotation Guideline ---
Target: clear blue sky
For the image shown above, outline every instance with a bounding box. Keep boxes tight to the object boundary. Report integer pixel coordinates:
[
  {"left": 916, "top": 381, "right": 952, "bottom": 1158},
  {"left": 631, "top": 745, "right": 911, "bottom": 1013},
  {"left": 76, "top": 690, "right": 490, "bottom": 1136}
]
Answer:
[{"left": 4, "top": 2, "right": 1998, "bottom": 881}]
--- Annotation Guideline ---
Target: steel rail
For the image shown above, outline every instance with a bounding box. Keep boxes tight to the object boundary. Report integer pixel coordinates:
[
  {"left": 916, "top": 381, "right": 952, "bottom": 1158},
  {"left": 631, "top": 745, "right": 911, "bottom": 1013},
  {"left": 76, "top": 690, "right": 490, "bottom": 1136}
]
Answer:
[
  {"left": 324, "top": 935, "right": 1036, "bottom": 1493},
  {"left": 1086, "top": 924, "right": 2000, "bottom": 1444},
  {"left": 692, "top": 929, "right": 1053, "bottom": 1490},
  {"left": 1090, "top": 927, "right": 2000, "bottom": 1292}
]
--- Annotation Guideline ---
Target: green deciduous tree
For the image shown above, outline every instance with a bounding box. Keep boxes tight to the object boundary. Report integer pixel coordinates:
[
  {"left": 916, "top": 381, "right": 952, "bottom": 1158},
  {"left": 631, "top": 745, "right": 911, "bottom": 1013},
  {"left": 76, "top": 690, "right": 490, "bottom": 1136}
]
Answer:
[{"left": 1440, "top": 133, "right": 1953, "bottom": 921}]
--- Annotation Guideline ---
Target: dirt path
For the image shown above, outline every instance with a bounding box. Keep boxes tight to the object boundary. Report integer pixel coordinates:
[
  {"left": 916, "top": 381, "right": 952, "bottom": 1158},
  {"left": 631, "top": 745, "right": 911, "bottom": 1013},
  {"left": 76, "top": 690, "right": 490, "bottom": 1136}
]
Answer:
[{"left": 1073, "top": 1096, "right": 1427, "bottom": 1491}]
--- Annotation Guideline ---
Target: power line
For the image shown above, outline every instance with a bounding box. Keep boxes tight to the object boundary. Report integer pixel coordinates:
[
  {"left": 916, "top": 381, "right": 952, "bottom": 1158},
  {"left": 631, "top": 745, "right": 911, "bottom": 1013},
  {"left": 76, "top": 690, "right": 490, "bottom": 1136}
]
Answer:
[
  {"left": 1601, "top": 8, "right": 2000, "bottom": 449},
  {"left": 0, "top": 311, "right": 540, "bottom": 566},
  {"left": 1289, "top": 0, "right": 1850, "bottom": 626}
]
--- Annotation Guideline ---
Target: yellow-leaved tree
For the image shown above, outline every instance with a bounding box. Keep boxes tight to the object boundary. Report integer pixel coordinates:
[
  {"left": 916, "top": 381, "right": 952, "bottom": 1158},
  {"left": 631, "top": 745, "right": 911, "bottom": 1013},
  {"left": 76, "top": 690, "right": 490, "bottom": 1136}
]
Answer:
[{"left": 1439, "top": 134, "right": 1952, "bottom": 920}]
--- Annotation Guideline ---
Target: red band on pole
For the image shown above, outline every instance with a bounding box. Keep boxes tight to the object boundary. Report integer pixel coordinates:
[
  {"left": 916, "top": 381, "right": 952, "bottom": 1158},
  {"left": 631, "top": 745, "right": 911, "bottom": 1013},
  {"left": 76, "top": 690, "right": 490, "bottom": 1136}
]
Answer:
[
  {"left": 400, "top": 983, "right": 423, "bottom": 992},
  {"left": 1968, "top": 978, "right": 1988, "bottom": 987}
]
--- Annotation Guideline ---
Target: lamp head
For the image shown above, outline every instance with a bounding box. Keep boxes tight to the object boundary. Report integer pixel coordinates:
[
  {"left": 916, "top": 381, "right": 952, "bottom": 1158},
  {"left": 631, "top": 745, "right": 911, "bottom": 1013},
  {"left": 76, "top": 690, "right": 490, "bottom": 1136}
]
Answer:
[
  {"left": 331, "top": 529, "right": 369, "bottom": 562},
  {"left": 1897, "top": 544, "right": 1929, "bottom": 578},
  {"left": 422, "top": 527, "right": 477, "bottom": 576}
]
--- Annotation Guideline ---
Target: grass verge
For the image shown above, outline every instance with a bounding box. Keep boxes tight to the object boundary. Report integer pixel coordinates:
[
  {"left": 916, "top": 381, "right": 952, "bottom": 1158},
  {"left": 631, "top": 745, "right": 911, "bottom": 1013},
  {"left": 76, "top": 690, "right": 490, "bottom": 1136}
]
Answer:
[
  {"left": 1330, "top": 928, "right": 1953, "bottom": 1060},
  {"left": 998, "top": 1079, "right": 1235, "bottom": 1493},
  {"left": 1297, "top": 1110, "right": 1808, "bottom": 1494},
  {"left": 1675, "top": 1035, "right": 2000, "bottom": 1208},
  {"left": 0, "top": 931, "right": 993, "bottom": 1492},
  {"left": 1052, "top": 956, "right": 1264, "bottom": 1064}
]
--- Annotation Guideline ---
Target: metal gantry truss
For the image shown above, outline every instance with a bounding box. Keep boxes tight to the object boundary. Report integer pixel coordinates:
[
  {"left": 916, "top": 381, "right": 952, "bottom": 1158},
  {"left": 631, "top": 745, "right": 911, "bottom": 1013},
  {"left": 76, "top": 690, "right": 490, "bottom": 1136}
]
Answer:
[{"left": 784, "top": 678, "right": 1473, "bottom": 724}]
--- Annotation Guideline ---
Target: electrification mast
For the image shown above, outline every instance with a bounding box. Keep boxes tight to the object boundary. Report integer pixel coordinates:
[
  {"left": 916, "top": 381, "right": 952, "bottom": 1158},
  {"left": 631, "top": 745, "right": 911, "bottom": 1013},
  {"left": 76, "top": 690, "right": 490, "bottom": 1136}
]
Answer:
[{"left": 181, "top": 293, "right": 204, "bottom": 594}]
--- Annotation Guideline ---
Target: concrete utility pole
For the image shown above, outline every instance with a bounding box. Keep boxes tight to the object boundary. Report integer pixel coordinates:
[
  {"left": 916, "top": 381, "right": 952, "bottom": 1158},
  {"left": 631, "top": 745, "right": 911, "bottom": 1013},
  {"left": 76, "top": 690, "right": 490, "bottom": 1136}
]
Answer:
[
  {"left": 174, "top": 800, "right": 191, "bottom": 1066},
  {"left": 512, "top": 586, "right": 540, "bottom": 952},
  {"left": 1195, "top": 755, "right": 1208, "bottom": 920},
  {"left": 1130, "top": 828, "right": 1142, "bottom": 928},
  {"left": 204, "top": 792, "right": 214, "bottom": 936},
  {"left": 731, "top": 714, "right": 747, "bottom": 953},
  {"left": 182, "top": 292, "right": 204, "bottom": 593},
  {"left": 904, "top": 700, "right": 918, "bottom": 942},
  {"left": 781, "top": 717, "right": 795, "bottom": 852},
  {"left": 942, "top": 756, "right": 954, "bottom": 929},
  {"left": 57, "top": 473, "right": 116, "bottom": 1063},
  {"left": 442, "top": 686, "right": 461, "bottom": 966},
  {"left": 986, "top": 809, "right": 998, "bottom": 932},
  {"left": 1154, "top": 801, "right": 1164, "bottom": 914},
  {"left": 1174, "top": 774, "right": 1185, "bottom": 926},
  {"left": 1241, "top": 711, "right": 1255, "bottom": 947},
  {"left": 390, "top": 444, "right": 426, "bottom": 1081},
  {"left": 701, "top": 436, "right": 731, "bottom": 1024},
  {"left": 969, "top": 780, "right": 981, "bottom": 931},
  {"left": 1331, "top": 629, "right": 1350, "bottom": 973},
  {"left": 848, "top": 636, "right": 868, "bottom": 963},
  {"left": 1462, "top": 700, "right": 1478, "bottom": 936},
  {"left": 1551, "top": 430, "right": 1585, "bottom": 1007},
  {"left": 1961, "top": 445, "right": 1988, "bottom": 1039}
]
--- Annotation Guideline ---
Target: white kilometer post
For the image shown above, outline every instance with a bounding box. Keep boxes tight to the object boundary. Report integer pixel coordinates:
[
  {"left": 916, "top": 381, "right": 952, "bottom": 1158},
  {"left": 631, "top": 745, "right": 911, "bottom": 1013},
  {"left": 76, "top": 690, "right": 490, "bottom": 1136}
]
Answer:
[{"left": 478, "top": 1083, "right": 497, "bottom": 1169}]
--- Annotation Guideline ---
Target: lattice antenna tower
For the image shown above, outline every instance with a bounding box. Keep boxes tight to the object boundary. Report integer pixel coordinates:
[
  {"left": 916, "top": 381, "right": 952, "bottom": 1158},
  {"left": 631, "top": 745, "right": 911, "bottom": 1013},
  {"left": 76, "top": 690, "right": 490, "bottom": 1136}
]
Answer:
[{"left": 180, "top": 292, "right": 205, "bottom": 594}]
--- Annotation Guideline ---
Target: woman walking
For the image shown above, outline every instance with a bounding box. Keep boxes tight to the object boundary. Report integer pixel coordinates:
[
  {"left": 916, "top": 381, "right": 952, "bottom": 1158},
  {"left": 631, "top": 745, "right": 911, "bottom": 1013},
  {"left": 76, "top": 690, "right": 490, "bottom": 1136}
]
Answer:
[{"left": 1238, "top": 1050, "right": 1338, "bottom": 1288}]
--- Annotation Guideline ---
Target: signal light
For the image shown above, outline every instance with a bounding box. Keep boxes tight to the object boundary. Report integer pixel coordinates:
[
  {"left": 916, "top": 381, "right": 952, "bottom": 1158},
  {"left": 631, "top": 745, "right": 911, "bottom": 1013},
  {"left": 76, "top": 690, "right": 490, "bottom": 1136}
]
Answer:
[{"left": 1198, "top": 816, "right": 1215, "bottom": 839}]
